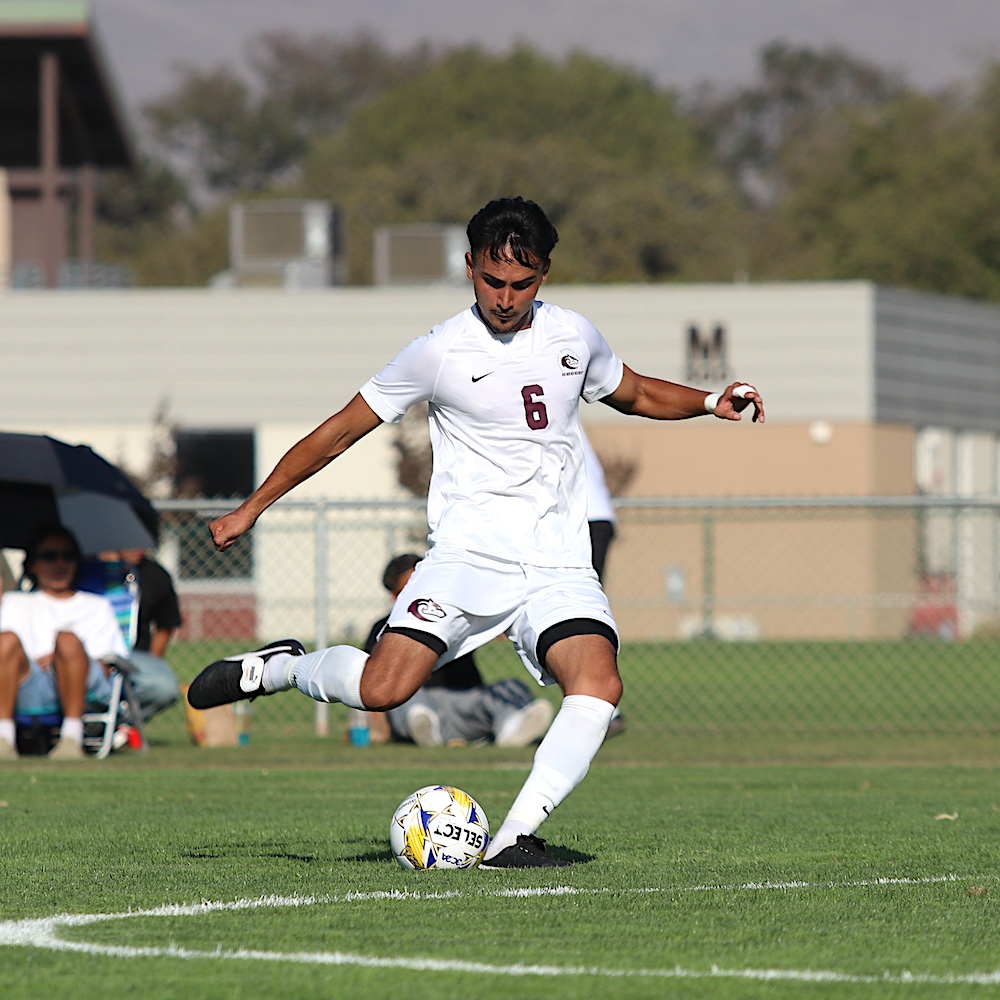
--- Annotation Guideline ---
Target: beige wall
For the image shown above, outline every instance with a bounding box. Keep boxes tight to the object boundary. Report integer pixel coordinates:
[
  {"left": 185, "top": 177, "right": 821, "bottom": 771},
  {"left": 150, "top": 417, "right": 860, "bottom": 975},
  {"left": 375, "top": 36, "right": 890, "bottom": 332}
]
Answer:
[
  {"left": 585, "top": 419, "right": 918, "bottom": 640},
  {"left": 604, "top": 511, "right": 916, "bottom": 641},
  {"left": 583, "top": 419, "right": 916, "bottom": 498}
]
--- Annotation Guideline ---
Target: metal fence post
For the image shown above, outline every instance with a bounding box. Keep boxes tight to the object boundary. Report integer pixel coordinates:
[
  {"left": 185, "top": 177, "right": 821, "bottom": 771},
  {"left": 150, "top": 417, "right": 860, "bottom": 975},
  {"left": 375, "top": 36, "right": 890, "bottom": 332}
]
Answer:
[
  {"left": 314, "top": 499, "right": 329, "bottom": 737},
  {"left": 702, "top": 512, "right": 715, "bottom": 639}
]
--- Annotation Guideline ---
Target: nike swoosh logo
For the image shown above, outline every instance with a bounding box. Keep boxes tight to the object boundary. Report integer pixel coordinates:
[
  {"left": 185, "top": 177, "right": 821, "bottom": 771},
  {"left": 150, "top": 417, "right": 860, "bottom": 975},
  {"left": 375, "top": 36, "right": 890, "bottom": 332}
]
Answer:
[{"left": 471, "top": 372, "right": 494, "bottom": 383}]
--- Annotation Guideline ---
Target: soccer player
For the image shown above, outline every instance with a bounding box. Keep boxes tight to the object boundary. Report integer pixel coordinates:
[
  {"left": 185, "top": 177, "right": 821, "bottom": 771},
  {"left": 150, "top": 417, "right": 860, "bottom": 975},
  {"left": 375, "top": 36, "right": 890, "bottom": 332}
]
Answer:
[{"left": 188, "top": 196, "right": 765, "bottom": 867}]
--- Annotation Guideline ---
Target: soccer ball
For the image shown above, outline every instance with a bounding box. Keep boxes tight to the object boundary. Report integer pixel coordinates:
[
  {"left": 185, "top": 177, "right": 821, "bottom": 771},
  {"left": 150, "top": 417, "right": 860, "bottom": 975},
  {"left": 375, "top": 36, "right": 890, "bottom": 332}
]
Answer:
[{"left": 390, "top": 784, "right": 490, "bottom": 870}]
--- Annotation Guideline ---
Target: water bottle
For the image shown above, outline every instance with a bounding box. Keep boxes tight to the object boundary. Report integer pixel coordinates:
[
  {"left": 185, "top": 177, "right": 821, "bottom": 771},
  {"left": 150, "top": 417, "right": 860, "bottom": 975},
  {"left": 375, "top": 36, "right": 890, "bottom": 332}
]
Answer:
[
  {"left": 234, "top": 701, "right": 251, "bottom": 746},
  {"left": 349, "top": 709, "right": 371, "bottom": 747}
]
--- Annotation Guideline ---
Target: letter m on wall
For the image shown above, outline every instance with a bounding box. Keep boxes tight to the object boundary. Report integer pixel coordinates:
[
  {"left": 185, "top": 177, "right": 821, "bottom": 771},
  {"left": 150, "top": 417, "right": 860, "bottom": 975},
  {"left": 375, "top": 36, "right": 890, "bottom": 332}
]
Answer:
[{"left": 686, "top": 323, "right": 728, "bottom": 382}]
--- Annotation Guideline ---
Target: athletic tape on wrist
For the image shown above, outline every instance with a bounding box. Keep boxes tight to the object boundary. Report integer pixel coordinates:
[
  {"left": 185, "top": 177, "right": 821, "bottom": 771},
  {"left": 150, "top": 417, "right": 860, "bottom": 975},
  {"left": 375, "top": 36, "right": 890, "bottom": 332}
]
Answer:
[{"left": 704, "top": 392, "right": 721, "bottom": 413}]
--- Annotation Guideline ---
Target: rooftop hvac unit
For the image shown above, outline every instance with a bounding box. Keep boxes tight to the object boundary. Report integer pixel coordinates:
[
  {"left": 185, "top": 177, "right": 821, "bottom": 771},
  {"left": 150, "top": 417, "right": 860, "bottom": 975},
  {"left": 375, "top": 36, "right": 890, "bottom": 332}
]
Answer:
[
  {"left": 373, "top": 224, "right": 467, "bottom": 285},
  {"left": 229, "top": 200, "right": 342, "bottom": 288}
]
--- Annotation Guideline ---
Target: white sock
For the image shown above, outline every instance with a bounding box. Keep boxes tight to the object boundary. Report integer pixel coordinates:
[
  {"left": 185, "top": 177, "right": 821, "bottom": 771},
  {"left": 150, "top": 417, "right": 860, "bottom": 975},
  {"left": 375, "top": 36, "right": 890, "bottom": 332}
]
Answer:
[
  {"left": 261, "top": 653, "right": 296, "bottom": 693},
  {"left": 60, "top": 716, "right": 84, "bottom": 745},
  {"left": 0, "top": 719, "right": 15, "bottom": 747},
  {"left": 286, "top": 645, "right": 368, "bottom": 709},
  {"left": 483, "top": 694, "right": 615, "bottom": 859}
]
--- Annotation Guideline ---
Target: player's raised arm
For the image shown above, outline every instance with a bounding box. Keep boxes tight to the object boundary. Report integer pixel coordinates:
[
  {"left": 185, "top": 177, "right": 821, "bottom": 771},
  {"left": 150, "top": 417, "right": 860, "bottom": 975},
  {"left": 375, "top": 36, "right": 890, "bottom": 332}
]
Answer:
[
  {"left": 602, "top": 365, "right": 765, "bottom": 424},
  {"left": 209, "top": 394, "right": 383, "bottom": 551}
]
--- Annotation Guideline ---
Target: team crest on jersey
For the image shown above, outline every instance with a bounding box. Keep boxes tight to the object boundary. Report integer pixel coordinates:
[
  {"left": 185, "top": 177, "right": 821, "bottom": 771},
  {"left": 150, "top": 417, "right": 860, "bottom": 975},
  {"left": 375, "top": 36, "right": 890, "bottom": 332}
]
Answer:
[
  {"left": 408, "top": 598, "right": 447, "bottom": 622},
  {"left": 560, "top": 352, "right": 583, "bottom": 375}
]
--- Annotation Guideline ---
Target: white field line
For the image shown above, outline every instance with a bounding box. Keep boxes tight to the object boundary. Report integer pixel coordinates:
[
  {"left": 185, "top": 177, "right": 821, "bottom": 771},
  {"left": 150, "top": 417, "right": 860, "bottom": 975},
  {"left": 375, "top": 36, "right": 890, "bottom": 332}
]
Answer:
[{"left": 1, "top": 875, "right": 997, "bottom": 985}]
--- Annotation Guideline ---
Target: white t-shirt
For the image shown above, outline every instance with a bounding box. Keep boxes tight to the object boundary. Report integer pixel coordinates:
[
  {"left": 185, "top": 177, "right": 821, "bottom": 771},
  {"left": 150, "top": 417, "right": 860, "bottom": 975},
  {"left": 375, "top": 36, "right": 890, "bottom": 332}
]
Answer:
[
  {"left": 361, "top": 301, "right": 624, "bottom": 567},
  {"left": 0, "top": 590, "right": 127, "bottom": 662}
]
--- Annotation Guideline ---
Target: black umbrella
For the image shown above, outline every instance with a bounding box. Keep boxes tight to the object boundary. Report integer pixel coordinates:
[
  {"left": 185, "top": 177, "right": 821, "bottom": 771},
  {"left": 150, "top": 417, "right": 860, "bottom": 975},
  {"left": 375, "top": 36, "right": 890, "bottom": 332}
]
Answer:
[{"left": 0, "top": 432, "right": 158, "bottom": 554}]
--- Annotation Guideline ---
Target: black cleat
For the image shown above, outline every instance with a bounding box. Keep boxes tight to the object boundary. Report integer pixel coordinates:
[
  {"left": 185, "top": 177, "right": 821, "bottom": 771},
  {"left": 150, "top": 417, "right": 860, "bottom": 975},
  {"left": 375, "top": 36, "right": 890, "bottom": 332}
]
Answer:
[
  {"left": 187, "top": 639, "right": 305, "bottom": 709},
  {"left": 479, "top": 834, "right": 571, "bottom": 869}
]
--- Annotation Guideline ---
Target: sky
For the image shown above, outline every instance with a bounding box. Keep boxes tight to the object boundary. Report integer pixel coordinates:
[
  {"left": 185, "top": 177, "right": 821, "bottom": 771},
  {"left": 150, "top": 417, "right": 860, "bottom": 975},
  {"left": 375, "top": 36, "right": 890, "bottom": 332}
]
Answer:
[{"left": 86, "top": 0, "right": 1000, "bottom": 114}]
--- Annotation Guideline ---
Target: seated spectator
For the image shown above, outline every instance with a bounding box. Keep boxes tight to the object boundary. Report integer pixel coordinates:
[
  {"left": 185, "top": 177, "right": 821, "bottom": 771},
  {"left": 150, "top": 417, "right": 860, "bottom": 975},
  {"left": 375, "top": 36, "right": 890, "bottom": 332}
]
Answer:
[
  {"left": 0, "top": 525, "right": 123, "bottom": 760},
  {"left": 114, "top": 547, "right": 182, "bottom": 721},
  {"left": 363, "top": 553, "right": 554, "bottom": 747}
]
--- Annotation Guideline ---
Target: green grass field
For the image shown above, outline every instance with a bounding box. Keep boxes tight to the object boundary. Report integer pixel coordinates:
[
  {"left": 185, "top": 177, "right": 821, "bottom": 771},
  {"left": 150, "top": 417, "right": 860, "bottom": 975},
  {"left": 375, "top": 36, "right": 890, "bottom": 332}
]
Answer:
[
  {"left": 3, "top": 634, "right": 999, "bottom": 998},
  {"left": 2, "top": 739, "right": 999, "bottom": 998}
]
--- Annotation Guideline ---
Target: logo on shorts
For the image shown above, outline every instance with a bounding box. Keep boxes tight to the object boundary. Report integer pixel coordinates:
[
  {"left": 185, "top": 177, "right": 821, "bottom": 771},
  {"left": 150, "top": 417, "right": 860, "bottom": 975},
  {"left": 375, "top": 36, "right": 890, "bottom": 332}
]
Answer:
[
  {"left": 560, "top": 352, "right": 582, "bottom": 375},
  {"left": 408, "top": 598, "right": 447, "bottom": 622}
]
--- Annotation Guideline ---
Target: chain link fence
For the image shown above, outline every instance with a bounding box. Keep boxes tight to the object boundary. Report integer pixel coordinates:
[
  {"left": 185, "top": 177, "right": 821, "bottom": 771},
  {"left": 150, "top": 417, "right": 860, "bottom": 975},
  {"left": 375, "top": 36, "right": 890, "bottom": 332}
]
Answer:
[{"left": 155, "top": 496, "right": 1000, "bottom": 749}]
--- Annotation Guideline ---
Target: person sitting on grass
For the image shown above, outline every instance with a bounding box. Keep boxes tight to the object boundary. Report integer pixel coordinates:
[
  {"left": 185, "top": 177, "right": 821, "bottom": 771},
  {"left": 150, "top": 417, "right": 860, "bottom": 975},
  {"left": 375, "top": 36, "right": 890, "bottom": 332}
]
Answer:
[{"left": 0, "top": 524, "right": 123, "bottom": 760}]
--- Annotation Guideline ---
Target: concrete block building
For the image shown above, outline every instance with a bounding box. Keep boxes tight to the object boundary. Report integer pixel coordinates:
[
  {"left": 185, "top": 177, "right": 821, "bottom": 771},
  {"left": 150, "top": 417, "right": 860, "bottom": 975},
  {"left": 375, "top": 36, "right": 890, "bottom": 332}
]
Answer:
[{"left": 2, "top": 280, "right": 998, "bottom": 640}]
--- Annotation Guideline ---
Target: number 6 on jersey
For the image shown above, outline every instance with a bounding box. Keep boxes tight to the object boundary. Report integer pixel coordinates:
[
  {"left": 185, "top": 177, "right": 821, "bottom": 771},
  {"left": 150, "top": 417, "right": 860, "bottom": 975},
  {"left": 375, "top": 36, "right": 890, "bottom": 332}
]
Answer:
[{"left": 521, "top": 384, "right": 548, "bottom": 429}]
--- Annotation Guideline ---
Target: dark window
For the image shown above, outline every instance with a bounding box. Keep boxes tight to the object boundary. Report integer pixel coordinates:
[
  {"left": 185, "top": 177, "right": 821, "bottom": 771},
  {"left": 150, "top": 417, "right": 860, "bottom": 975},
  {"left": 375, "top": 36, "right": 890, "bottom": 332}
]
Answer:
[
  {"left": 172, "top": 431, "right": 255, "bottom": 581},
  {"left": 174, "top": 431, "right": 254, "bottom": 499}
]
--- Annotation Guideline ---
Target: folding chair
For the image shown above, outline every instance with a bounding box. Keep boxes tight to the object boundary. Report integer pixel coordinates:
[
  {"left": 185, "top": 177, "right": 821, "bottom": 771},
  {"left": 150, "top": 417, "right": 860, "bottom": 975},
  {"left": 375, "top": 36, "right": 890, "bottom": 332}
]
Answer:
[{"left": 14, "top": 559, "right": 147, "bottom": 759}]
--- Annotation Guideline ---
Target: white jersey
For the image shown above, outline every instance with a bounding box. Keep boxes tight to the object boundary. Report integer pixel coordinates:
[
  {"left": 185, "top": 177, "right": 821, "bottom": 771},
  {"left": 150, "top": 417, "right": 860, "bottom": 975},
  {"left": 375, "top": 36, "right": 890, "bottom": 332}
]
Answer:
[
  {"left": 0, "top": 590, "right": 127, "bottom": 661},
  {"left": 360, "top": 301, "right": 624, "bottom": 566}
]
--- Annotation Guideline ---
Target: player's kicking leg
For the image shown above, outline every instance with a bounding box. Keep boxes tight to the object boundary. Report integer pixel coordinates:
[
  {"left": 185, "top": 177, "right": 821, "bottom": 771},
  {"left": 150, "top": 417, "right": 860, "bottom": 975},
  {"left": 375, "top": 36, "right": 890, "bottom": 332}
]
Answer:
[{"left": 187, "top": 633, "right": 436, "bottom": 715}]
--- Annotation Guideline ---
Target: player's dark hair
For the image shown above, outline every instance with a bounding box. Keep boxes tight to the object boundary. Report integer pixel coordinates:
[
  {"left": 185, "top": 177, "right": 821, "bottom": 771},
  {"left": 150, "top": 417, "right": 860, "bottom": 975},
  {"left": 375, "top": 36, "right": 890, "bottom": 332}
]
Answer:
[
  {"left": 382, "top": 552, "right": 422, "bottom": 593},
  {"left": 466, "top": 197, "right": 559, "bottom": 267}
]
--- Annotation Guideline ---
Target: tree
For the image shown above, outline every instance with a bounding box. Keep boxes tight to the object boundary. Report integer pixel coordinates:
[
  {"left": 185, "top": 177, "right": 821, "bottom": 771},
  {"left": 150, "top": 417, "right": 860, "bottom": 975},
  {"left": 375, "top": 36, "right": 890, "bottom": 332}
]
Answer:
[
  {"left": 299, "top": 46, "right": 757, "bottom": 283},
  {"left": 692, "top": 41, "right": 904, "bottom": 205},
  {"left": 777, "top": 85, "right": 1000, "bottom": 299},
  {"left": 94, "top": 155, "right": 212, "bottom": 284},
  {"left": 143, "top": 31, "right": 435, "bottom": 199},
  {"left": 96, "top": 202, "right": 230, "bottom": 288},
  {"left": 96, "top": 155, "right": 190, "bottom": 230},
  {"left": 117, "top": 34, "right": 1000, "bottom": 296},
  {"left": 249, "top": 30, "right": 434, "bottom": 135},
  {"left": 144, "top": 64, "right": 305, "bottom": 195}
]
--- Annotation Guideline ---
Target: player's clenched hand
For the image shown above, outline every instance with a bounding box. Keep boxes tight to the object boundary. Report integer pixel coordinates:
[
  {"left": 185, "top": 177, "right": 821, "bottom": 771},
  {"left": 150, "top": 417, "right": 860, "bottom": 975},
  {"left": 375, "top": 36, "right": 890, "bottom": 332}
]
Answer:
[
  {"left": 715, "top": 382, "right": 765, "bottom": 424},
  {"left": 209, "top": 509, "right": 256, "bottom": 551}
]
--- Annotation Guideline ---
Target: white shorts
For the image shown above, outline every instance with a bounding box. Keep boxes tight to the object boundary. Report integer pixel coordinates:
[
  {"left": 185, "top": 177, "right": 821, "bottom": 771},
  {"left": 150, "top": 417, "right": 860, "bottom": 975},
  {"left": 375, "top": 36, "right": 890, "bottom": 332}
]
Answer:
[{"left": 385, "top": 547, "right": 619, "bottom": 685}]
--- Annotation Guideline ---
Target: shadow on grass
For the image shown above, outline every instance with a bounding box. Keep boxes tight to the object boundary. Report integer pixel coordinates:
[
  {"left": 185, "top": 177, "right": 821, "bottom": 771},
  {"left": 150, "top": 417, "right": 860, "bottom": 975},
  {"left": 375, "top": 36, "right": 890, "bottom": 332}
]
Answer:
[
  {"left": 181, "top": 842, "right": 323, "bottom": 863},
  {"left": 338, "top": 841, "right": 595, "bottom": 865},
  {"left": 343, "top": 847, "right": 398, "bottom": 863}
]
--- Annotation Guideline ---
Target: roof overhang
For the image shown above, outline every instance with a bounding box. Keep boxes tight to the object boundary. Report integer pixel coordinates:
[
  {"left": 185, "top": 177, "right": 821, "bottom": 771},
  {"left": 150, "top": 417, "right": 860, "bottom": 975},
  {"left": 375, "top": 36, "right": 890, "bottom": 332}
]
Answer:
[{"left": 0, "top": 1, "right": 134, "bottom": 169}]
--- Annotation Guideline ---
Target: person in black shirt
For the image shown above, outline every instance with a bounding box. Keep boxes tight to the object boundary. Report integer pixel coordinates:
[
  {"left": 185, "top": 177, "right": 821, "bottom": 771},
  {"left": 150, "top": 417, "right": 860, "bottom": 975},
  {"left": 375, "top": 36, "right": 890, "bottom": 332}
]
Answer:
[{"left": 117, "top": 548, "right": 182, "bottom": 721}]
